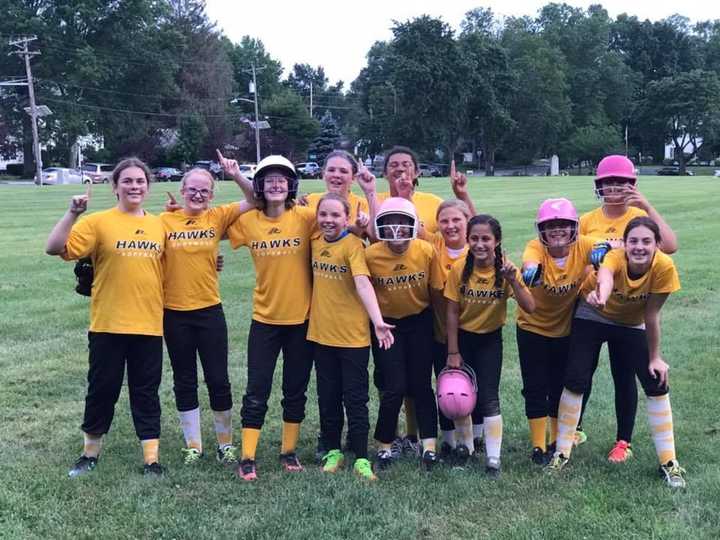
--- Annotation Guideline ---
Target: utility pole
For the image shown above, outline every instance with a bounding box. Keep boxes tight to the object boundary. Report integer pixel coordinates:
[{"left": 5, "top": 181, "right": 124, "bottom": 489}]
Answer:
[
  {"left": 309, "top": 82, "right": 313, "bottom": 118},
  {"left": 6, "top": 36, "right": 43, "bottom": 185},
  {"left": 244, "top": 63, "right": 266, "bottom": 163}
]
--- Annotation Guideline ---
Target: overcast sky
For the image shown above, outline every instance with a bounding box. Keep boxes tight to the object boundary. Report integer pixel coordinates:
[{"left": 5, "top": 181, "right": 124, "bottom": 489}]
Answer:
[{"left": 206, "top": 0, "right": 720, "bottom": 86}]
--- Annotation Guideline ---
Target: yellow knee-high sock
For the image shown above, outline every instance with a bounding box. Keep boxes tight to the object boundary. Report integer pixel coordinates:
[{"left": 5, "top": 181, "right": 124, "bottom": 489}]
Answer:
[
  {"left": 647, "top": 394, "right": 676, "bottom": 464},
  {"left": 242, "top": 428, "right": 261, "bottom": 460},
  {"left": 83, "top": 432, "right": 103, "bottom": 458},
  {"left": 529, "top": 417, "right": 547, "bottom": 451},
  {"left": 483, "top": 415, "right": 503, "bottom": 460},
  {"left": 281, "top": 421, "right": 300, "bottom": 455},
  {"left": 213, "top": 409, "right": 233, "bottom": 448},
  {"left": 141, "top": 439, "right": 159, "bottom": 465},
  {"left": 403, "top": 398, "right": 418, "bottom": 439},
  {"left": 549, "top": 416, "right": 558, "bottom": 446},
  {"left": 556, "top": 389, "right": 583, "bottom": 458}
]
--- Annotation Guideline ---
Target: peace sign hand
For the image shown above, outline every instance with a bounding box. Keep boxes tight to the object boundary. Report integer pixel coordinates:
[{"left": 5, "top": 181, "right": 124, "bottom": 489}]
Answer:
[{"left": 69, "top": 183, "right": 91, "bottom": 215}]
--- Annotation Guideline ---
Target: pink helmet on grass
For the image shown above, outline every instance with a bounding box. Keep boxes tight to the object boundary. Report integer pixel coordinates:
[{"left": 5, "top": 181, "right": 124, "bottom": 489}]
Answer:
[
  {"left": 594, "top": 155, "right": 637, "bottom": 204},
  {"left": 437, "top": 365, "right": 477, "bottom": 420},
  {"left": 535, "top": 198, "right": 578, "bottom": 247},
  {"left": 375, "top": 197, "right": 418, "bottom": 240}
]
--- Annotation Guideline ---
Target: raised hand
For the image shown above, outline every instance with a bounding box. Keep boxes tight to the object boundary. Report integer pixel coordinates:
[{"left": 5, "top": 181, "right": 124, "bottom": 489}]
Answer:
[
  {"left": 500, "top": 254, "right": 518, "bottom": 283},
  {"left": 356, "top": 164, "right": 377, "bottom": 193},
  {"left": 216, "top": 149, "right": 242, "bottom": 180},
  {"left": 165, "top": 191, "right": 182, "bottom": 212},
  {"left": 450, "top": 160, "right": 469, "bottom": 198},
  {"left": 296, "top": 193, "right": 309, "bottom": 207},
  {"left": 355, "top": 203, "right": 369, "bottom": 229},
  {"left": 69, "top": 183, "right": 91, "bottom": 214},
  {"left": 373, "top": 321, "right": 395, "bottom": 350},
  {"left": 623, "top": 184, "right": 650, "bottom": 211}
]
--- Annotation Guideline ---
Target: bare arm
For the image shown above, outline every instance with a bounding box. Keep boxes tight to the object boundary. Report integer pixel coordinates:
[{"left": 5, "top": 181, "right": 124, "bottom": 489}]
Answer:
[
  {"left": 625, "top": 185, "right": 678, "bottom": 254},
  {"left": 354, "top": 275, "right": 394, "bottom": 349},
  {"left": 450, "top": 160, "right": 477, "bottom": 215},
  {"left": 356, "top": 166, "right": 379, "bottom": 242},
  {"left": 645, "top": 292, "right": 671, "bottom": 387},
  {"left": 446, "top": 299, "right": 463, "bottom": 368},
  {"left": 217, "top": 149, "right": 254, "bottom": 203},
  {"left": 586, "top": 266, "right": 614, "bottom": 308},
  {"left": 46, "top": 188, "right": 90, "bottom": 255}
]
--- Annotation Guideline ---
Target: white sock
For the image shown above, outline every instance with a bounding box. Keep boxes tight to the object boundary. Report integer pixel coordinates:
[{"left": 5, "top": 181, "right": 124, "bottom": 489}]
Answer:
[
  {"left": 178, "top": 407, "right": 202, "bottom": 452},
  {"left": 473, "top": 423, "right": 484, "bottom": 439},
  {"left": 454, "top": 415, "right": 475, "bottom": 453},
  {"left": 483, "top": 415, "right": 503, "bottom": 460},
  {"left": 441, "top": 430, "right": 456, "bottom": 448},
  {"left": 212, "top": 409, "right": 233, "bottom": 448}
]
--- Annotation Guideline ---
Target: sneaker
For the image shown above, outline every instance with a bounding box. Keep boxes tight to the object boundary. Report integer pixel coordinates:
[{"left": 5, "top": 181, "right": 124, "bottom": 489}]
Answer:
[
  {"left": 376, "top": 449, "right": 394, "bottom": 470},
  {"left": 315, "top": 433, "right": 326, "bottom": 464},
  {"left": 607, "top": 440, "right": 633, "bottom": 464},
  {"left": 353, "top": 458, "right": 377, "bottom": 481},
  {"left": 531, "top": 447, "right": 548, "bottom": 465},
  {"left": 68, "top": 455, "right": 98, "bottom": 478},
  {"left": 389, "top": 438, "right": 403, "bottom": 460},
  {"left": 237, "top": 459, "right": 257, "bottom": 481},
  {"left": 280, "top": 452, "right": 304, "bottom": 472},
  {"left": 659, "top": 459, "right": 686, "bottom": 489},
  {"left": 573, "top": 428, "right": 588, "bottom": 447},
  {"left": 402, "top": 436, "right": 421, "bottom": 457},
  {"left": 216, "top": 444, "right": 238, "bottom": 467},
  {"left": 453, "top": 444, "right": 471, "bottom": 469},
  {"left": 143, "top": 462, "right": 164, "bottom": 476},
  {"left": 545, "top": 453, "right": 569, "bottom": 473},
  {"left": 439, "top": 441, "right": 455, "bottom": 460},
  {"left": 421, "top": 450, "right": 440, "bottom": 471},
  {"left": 473, "top": 437, "right": 483, "bottom": 454},
  {"left": 182, "top": 447, "right": 202, "bottom": 465},
  {"left": 485, "top": 456, "right": 501, "bottom": 478},
  {"left": 322, "top": 449, "right": 345, "bottom": 473}
]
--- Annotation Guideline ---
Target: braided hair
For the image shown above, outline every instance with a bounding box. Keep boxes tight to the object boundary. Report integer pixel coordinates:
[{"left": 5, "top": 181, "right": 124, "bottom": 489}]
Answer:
[{"left": 462, "top": 214, "right": 504, "bottom": 289}]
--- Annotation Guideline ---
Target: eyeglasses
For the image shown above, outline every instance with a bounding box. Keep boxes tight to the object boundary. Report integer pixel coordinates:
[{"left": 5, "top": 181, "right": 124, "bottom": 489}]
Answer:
[
  {"left": 185, "top": 187, "right": 212, "bottom": 197},
  {"left": 264, "top": 175, "right": 289, "bottom": 185}
]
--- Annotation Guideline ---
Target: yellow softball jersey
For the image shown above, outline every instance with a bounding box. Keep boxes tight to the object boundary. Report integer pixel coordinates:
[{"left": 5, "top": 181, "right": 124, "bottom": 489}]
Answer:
[
  {"left": 306, "top": 191, "right": 370, "bottom": 224},
  {"left": 62, "top": 207, "right": 165, "bottom": 336},
  {"left": 579, "top": 206, "right": 647, "bottom": 244},
  {"left": 377, "top": 191, "right": 443, "bottom": 234},
  {"left": 307, "top": 233, "right": 372, "bottom": 347},
  {"left": 365, "top": 239, "right": 443, "bottom": 319},
  {"left": 226, "top": 206, "right": 315, "bottom": 325},
  {"left": 581, "top": 249, "right": 680, "bottom": 326},
  {"left": 430, "top": 232, "right": 469, "bottom": 342},
  {"left": 445, "top": 260, "right": 522, "bottom": 334},
  {"left": 517, "top": 235, "right": 595, "bottom": 337},
  {"left": 161, "top": 204, "right": 239, "bottom": 311}
]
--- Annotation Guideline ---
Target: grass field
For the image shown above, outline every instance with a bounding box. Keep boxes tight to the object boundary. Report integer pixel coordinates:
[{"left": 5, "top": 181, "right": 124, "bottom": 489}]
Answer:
[{"left": 1, "top": 175, "right": 719, "bottom": 539}]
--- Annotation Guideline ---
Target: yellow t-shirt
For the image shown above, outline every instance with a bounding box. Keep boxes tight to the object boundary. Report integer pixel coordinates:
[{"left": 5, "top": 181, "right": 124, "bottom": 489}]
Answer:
[
  {"left": 365, "top": 239, "right": 443, "bottom": 319},
  {"left": 161, "top": 204, "right": 239, "bottom": 311},
  {"left": 61, "top": 207, "right": 165, "bottom": 336},
  {"left": 306, "top": 191, "right": 369, "bottom": 224},
  {"left": 307, "top": 234, "right": 371, "bottom": 347},
  {"left": 581, "top": 249, "right": 680, "bottom": 326},
  {"left": 377, "top": 191, "right": 443, "bottom": 234},
  {"left": 226, "top": 206, "right": 315, "bottom": 324},
  {"left": 430, "top": 232, "right": 469, "bottom": 342},
  {"left": 579, "top": 206, "right": 647, "bottom": 244},
  {"left": 445, "top": 260, "right": 522, "bottom": 334},
  {"left": 517, "top": 235, "right": 596, "bottom": 337}
]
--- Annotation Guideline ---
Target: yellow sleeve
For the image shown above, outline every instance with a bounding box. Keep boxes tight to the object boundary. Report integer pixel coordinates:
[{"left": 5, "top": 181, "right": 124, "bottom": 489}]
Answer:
[
  {"left": 346, "top": 239, "right": 370, "bottom": 277},
  {"left": 62, "top": 214, "right": 98, "bottom": 260},
  {"left": 444, "top": 262, "right": 462, "bottom": 302},
  {"left": 226, "top": 216, "right": 247, "bottom": 249},
  {"left": 522, "top": 239, "right": 544, "bottom": 264},
  {"left": 600, "top": 248, "right": 624, "bottom": 273},
  {"left": 214, "top": 203, "right": 241, "bottom": 235},
  {"left": 427, "top": 245, "right": 445, "bottom": 291},
  {"left": 651, "top": 255, "right": 681, "bottom": 294}
]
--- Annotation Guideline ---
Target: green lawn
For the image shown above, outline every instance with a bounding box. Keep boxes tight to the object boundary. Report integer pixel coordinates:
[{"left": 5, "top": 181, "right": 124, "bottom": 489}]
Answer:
[{"left": 1, "top": 175, "right": 719, "bottom": 539}]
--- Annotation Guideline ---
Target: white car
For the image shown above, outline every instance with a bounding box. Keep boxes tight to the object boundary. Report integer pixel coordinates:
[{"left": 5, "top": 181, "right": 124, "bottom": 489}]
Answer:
[
  {"left": 37, "top": 167, "right": 92, "bottom": 185},
  {"left": 239, "top": 163, "right": 256, "bottom": 179},
  {"left": 714, "top": 169, "right": 720, "bottom": 177}
]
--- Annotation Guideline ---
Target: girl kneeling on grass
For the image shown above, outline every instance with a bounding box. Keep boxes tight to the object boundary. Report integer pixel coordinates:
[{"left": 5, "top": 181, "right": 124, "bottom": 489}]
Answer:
[
  {"left": 547, "top": 217, "right": 686, "bottom": 488},
  {"left": 445, "top": 215, "right": 535, "bottom": 476},
  {"left": 161, "top": 166, "right": 254, "bottom": 467},
  {"left": 46, "top": 158, "right": 166, "bottom": 477},
  {"left": 365, "top": 198, "right": 444, "bottom": 471},
  {"left": 308, "top": 193, "right": 394, "bottom": 481}
]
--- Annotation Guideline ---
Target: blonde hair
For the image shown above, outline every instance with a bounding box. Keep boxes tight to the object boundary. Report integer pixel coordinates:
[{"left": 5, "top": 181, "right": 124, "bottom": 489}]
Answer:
[
  {"left": 436, "top": 199, "right": 472, "bottom": 221},
  {"left": 180, "top": 168, "right": 215, "bottom": 190}
]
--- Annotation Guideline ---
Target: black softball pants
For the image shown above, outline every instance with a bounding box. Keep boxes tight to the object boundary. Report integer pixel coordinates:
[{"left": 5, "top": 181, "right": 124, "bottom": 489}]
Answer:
[
  {"left": 459, "top": 328, "right": 503, "bottom": 419},
  {"left": 432, "top": 340, "right": 455, "bottom": 432}
]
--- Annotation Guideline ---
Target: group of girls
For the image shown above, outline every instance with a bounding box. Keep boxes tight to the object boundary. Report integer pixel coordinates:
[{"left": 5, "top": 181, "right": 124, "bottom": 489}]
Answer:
[{"left": 46, "top": 146, "right": 686, "bottom": 488}]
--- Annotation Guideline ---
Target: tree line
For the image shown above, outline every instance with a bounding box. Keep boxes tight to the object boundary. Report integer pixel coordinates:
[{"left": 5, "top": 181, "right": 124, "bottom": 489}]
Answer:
[{"left": 1, "top": 1, "right": 719, "bottom": 175}]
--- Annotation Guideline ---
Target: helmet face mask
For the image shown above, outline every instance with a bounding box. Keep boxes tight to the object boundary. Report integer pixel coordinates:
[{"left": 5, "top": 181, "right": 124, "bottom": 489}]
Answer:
[
  {"left": 537, "top": 220, "right": 578, "bottom": 247},
  {"left": 594, "top": 155, "right": 637, "bottom": 205},
  {"left": 594, "top": 177, "right": 636, "bottom": 205},
  {"left": 535, "top": 198, "right": 579, "bottom": 248},
  {"left": 374, "top": 197, "right": 418, "bottom": 241},
  {"left": 253, "top": 156, "right": 299, "bottom": 203},
  {"left": 436, "top": 365, "right": 478, "bottom": 420}
]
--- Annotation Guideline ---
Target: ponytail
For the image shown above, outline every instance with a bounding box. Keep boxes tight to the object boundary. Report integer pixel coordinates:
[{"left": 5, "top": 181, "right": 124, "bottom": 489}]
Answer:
[
  {"left": 461, "top": 250, "right": 475, "bottom": 286},
  {"left": 492, "top": 244, "right": 503, "bottom": 289}
]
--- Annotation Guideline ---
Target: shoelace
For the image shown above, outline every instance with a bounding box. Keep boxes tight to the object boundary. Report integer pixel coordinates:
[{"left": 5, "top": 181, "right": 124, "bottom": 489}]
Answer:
[
  {"left": 182, "top": 448, "right": 201, "bottom": 464},
  {"left": 219, "top": 446, "right": 237, "bottom": 463}
]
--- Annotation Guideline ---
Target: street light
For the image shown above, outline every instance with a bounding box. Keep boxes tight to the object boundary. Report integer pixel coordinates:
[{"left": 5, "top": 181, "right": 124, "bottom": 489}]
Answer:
[{"left": 231, "top": 96, "right": 270, "bottom": 163}]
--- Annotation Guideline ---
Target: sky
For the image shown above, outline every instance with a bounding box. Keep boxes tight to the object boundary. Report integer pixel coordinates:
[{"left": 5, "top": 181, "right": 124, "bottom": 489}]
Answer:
[{"left": 206, "top": 0, "right": 720, "bottom": 86}]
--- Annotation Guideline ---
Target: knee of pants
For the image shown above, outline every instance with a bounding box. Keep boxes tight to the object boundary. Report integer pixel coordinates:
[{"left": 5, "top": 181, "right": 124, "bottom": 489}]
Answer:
[
  {"left": 563, "top": 375, "right": 590, "bottom": 396},
  {"left": 174, "top": 389, "right": 200, "bottom": 412},
  {"left": 208, "top": 383, "right": 232, "bottom": 412},
  {"left": 642, "top": 382, "right": 669, "bottom": 398},
  {"left": 281, "top": 394, "right": 308, "bottom": 423},
  {"left": 380, "top": 389, "right": 403, "bottom": 411},
  {"left": 482, "top": 398, "right": 501, "bottom": 418},
  {"left": 241, "top": 395, "right": 269, "bottom": 425}
]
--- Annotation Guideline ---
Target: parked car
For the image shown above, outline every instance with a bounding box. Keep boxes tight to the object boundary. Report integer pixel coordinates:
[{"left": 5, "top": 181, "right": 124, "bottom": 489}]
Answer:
[
  {"left": 295, "top": 162, "right": 321, "bottom": 179},
  {"left": 714, "top": 169, "right": 720, "bottom": 177},
  {"left": 81, "top": 162, "right": 114, "bottom": 183},
  {"left": 418, "top": 163, "right": 441, "bottom": 177},
  {"left": 152, "top": 167, "right": 183, "bottom": 182},
  {"left": 37, "top": 167, "right": 92, "bottom": 185},
  {"left": 193, "top": 160, "right": 223, "bottom": 178},
  {"left": 238, "top": 163, "right": 257, "bottom": 180},
  {"left": 656, "top": 167, "right": 694, "bottom": 176}
]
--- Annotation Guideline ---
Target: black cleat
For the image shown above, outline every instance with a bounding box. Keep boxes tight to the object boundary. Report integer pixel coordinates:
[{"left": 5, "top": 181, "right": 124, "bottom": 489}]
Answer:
[
  {"left": 439, "top": 441, "right": 454, "bottom": 460},
  {"left": 422, "top": 450, "right": 440, "bottom": 471},
  {"left": 143, "top": 462, "right": 164, "bottom": 477},
  {"left": 68, "top": 455, "right": 98, "bottom": 478},
  {"left": 532, "top": 447, "right": 548, "bottom": 465},
  {"left": 376, "top": 449, "right": 394, "bottom": 471},
  {"left": 453, "top": 444, "right": 471, "bottom": 469},
  {"left": 485, "top": 457, "right": 501, "bottom": 478}
]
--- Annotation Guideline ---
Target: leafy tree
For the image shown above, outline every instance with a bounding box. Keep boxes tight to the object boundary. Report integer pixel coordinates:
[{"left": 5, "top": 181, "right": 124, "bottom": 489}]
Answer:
[
  {"left": 561, "top": 122, "right": 624, "bottom": 169},
  {"left": 262, "top": 89, "right": 319, "bottom": 160}
]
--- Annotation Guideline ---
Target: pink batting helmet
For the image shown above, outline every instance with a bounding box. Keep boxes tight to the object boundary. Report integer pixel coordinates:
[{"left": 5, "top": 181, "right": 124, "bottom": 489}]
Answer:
[
  {"left": 535, "top": 198, "right": 578, "bottom": 247},
  {"left": 375, "top": 197, "right": 418, "bottom": 240},
  {"left": 594, "top": 155, "right": 637, "bottom": 204},
  {"left": 436, "top": 365, "right": 477, "bottom": 420}
]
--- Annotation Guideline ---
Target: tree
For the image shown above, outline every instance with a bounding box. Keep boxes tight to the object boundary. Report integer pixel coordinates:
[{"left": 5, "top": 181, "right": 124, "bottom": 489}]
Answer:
[
  {"left": 262, "top": 90, "right": 319, "bottom": 160},
  {"left": 642, "top": 69, "right": 720, "bottom": 172},
  {"left": 307, "top": 111, "right": 341, "bottom": 164},
  {"left": 561, "top": 122, "right": 624, "bottom": 170}
]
